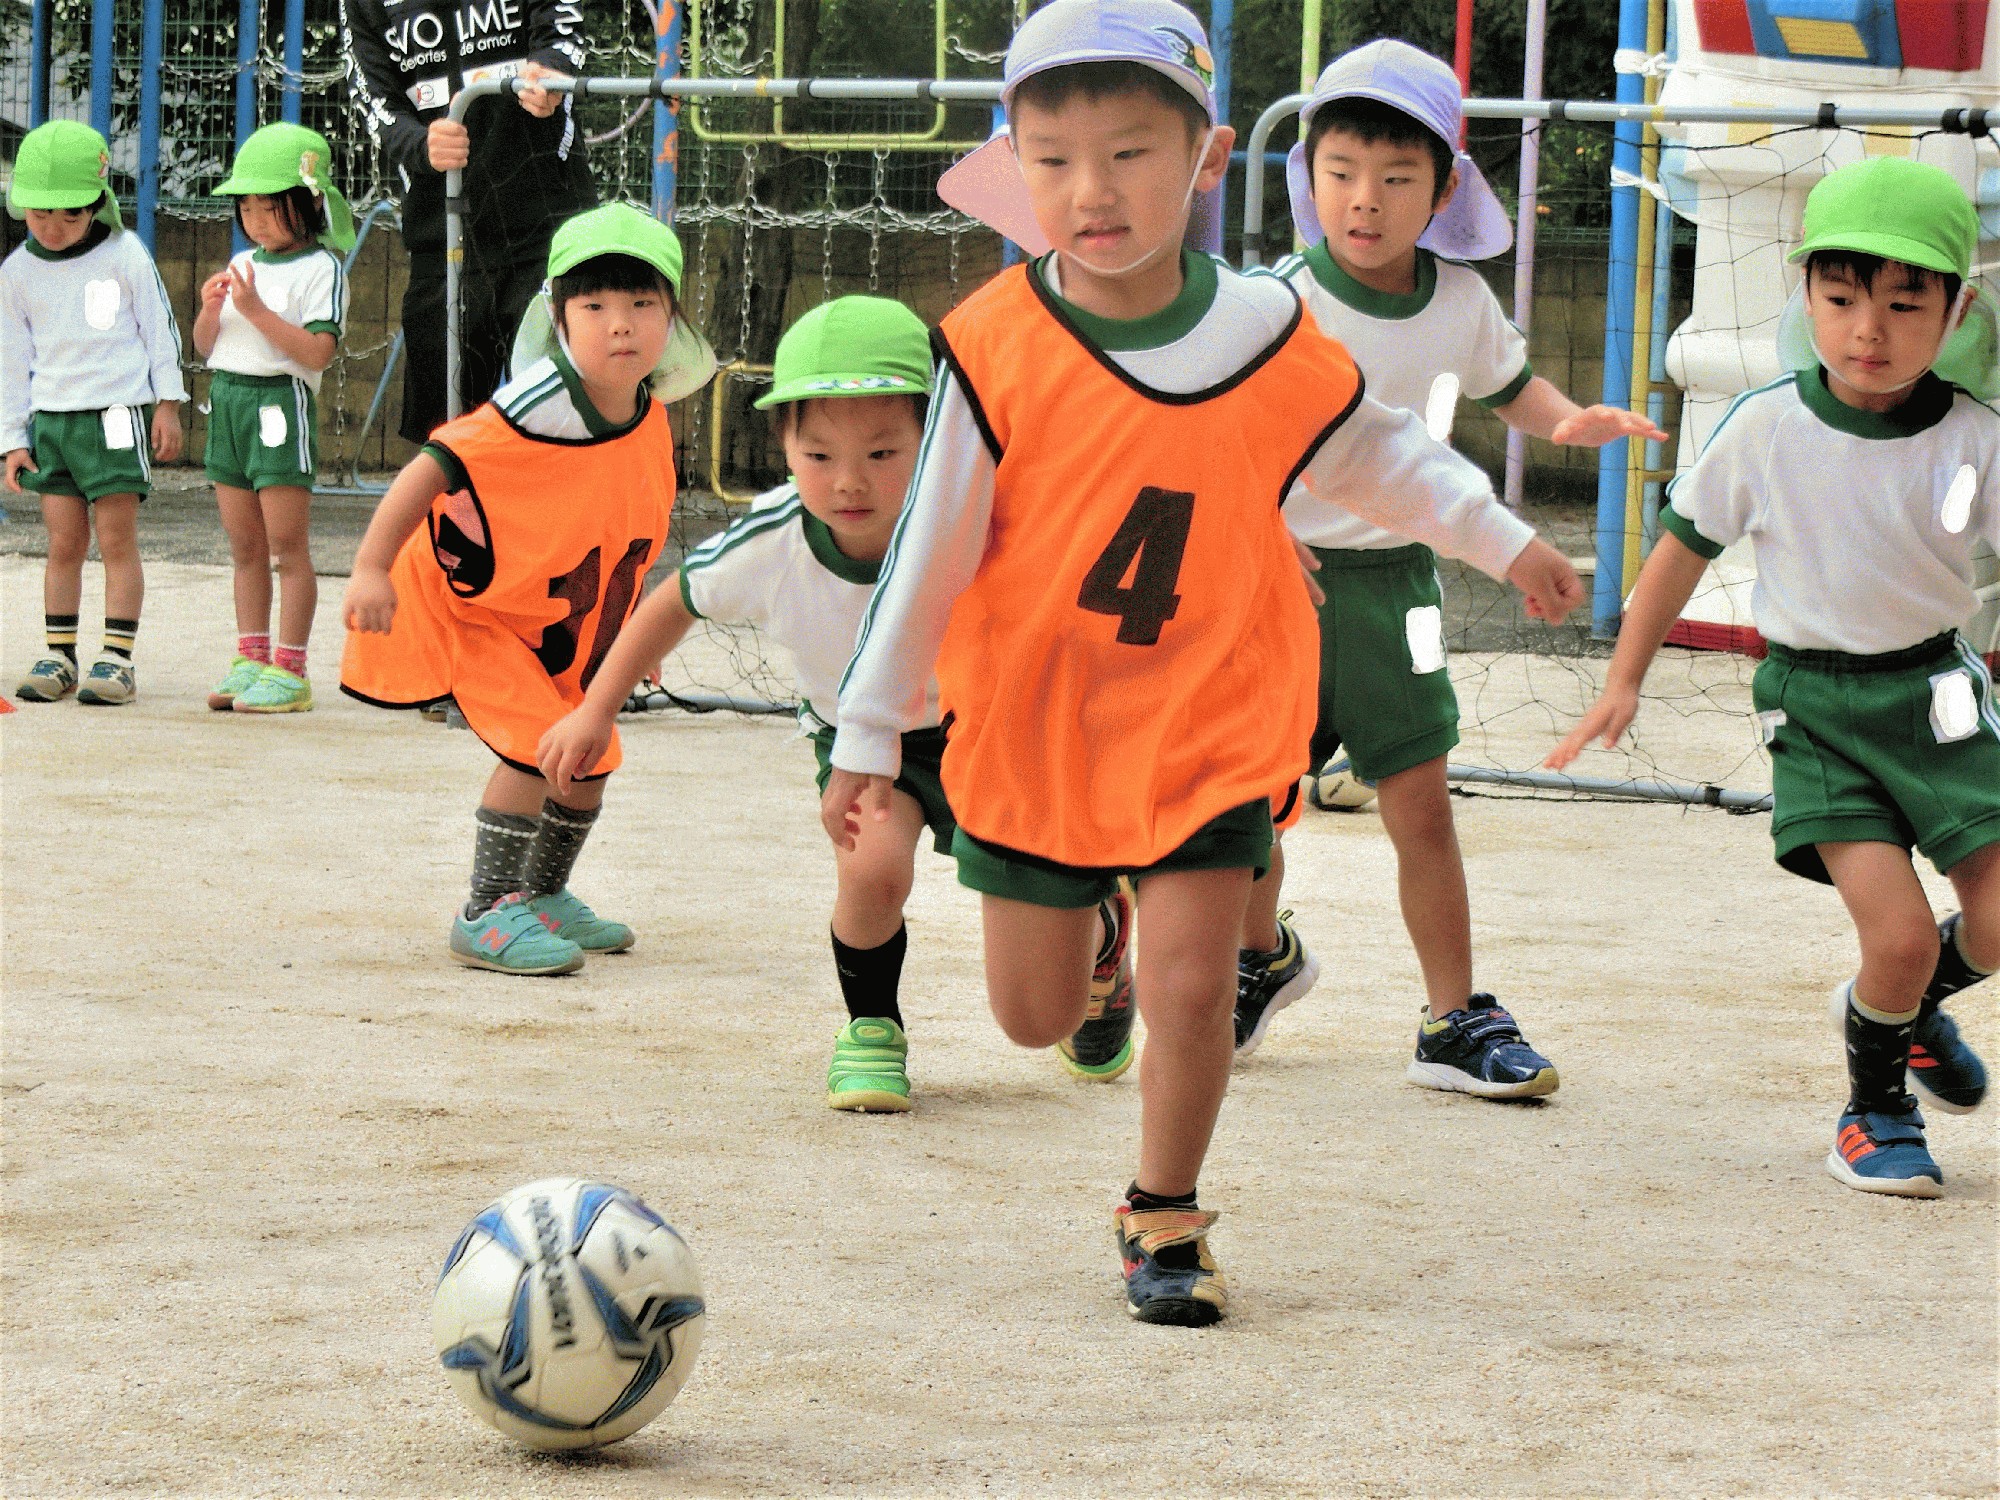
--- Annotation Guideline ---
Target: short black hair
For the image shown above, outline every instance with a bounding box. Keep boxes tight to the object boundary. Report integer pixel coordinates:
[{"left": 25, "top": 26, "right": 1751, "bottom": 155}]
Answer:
[
  {"left": 773, "top": 392, "right": 929, "bottom": 441},
  {"left": 233, "top": 186, "right": 326, "bottom": 247},
  {"left": 1010, "top": 60, "right": 1209, "bottom": 143},
  {"left": 1805, "top": 248, "right": 1960, "bottom": 309},
  {"left": 1306, "top": 96, "right": 1455, "bottom": 206},
  {"left": 551, "top": 252, "right": 675, "bottom": 333}
]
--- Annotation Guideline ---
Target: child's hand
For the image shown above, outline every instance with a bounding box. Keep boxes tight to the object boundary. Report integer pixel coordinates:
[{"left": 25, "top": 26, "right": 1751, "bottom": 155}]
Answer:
[
  {"left": 227, "top": 263, "right": 269, "bottom": 321},
  {"left": 515, "top": 62, "right": 567, "bottom": 119},
  {"left": 200, "top": 270, "right": 232, "bottom": 310},
  {"left": 343, "top": 567, "right": 399, "bottom": 634},
  {"left": 1549, "top": 404, "right": 1668, "bottom": 448},
  {"left": 151, "top": 405, "right": 183, "bottom": 464},
  {"left": 1292, "top": 536, "right": 1325, "bottom": 608},
  {"left": 427, "top": 119, "right": 471, "bottom": 172},
  {"left": 1506, "top": 539, "right": 1585, "bottom": 626},
  {"left": 1547, "top": 683, "right": 1640, "bottom": 770},
  {"left": 4, "top": 448, "right": 36, "bottom": 494},
  {"left": 821, "top": 769, "right": 893, "bottom": 852},
  {"left": 537, "top": 708, "right": 615, "bottom": 796}
]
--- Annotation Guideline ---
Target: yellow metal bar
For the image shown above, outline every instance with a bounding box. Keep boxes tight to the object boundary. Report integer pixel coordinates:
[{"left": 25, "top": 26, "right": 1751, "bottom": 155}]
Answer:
[
  {"left": 706, "top": 362, "right": 775, "bottom": 506},
  {"left": 1622, "top": 0, "right": 1666, "bottom": 595}
]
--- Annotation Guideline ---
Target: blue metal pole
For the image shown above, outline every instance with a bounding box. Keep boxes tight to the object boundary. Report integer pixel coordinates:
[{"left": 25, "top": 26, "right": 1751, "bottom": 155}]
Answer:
[
  {"left": 1592, "top": 0, "right": 1647, "bottom": 638},
  {"left": 281, "top": 0, "right": 305, "bottom": 124},
  {"left": 652, "top": 0, "right": 683, "bottom": 220},
  {"left": 89, "top": 0, "right": 115, "bottom": 138},
  {"left": 29, "top": 0, "right": 52, "bottom": 126},
  {"left": 137, "top": 0, "right": 165, "bottom": 250},
  {"left": 233, "top": 0, "right": 260, "bottom": 253}
]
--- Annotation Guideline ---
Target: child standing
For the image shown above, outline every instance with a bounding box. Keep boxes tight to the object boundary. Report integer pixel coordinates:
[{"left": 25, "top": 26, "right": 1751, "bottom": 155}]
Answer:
[
  {"left": 193, "top": 123, "right": 354, "bottom": 714},
  {"left": 540, "top": 295, "right": 951, "bottom": 1111},
  {"left": 823, "top": 0, "right": 1582, "bottom": 1323},
  {"left": 1552, "top": 157, "right": 2000, "bottom": 1197},
  {"left": 3, "top": 121, "right": 185, "bottom": 705},
  {"left": 342, "top": 203, "right": 715, "bottom": 976},
  {"left": 1234, "top": 41, "right": 1666, "bottom": 1088}
]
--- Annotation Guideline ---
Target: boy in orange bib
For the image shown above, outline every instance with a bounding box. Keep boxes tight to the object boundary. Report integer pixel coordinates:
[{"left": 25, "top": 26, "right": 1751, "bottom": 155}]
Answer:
[
  {"left": 823, "top": 0, "right": 1581, "bottom": 1324},
  {"left": 342, "top": 204, "right": 714, "bottom": 976}
]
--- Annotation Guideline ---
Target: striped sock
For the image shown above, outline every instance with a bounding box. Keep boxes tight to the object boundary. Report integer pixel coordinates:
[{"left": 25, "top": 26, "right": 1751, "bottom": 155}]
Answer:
[
  {"left": 102, "top": 616, "right": 138, "bottom": 661},
  {"left": 238, "top": 633, "right": 271, "bottom": 665},
  {"left": 274, "top": 643, "right": 307, "bottom": 678},
  {"left": 45, "top": 613, "right": 79, "bottom": 665}
]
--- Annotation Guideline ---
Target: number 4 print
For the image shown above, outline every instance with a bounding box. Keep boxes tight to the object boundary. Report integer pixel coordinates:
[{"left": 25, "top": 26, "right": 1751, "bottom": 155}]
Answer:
[{"left": 1076, "top": 487, "right": 1195, "bottom": 646}]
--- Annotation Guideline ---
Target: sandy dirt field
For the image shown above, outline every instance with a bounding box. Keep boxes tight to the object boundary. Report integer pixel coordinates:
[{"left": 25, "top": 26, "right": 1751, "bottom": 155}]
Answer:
[{"left": 3, "top": 555, "right": 1995, "bottom": 1498}]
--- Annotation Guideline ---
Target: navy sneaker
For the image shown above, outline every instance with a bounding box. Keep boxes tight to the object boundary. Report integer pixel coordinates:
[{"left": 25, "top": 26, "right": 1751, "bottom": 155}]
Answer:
[
  {"left": 1058, "top": 882, "right": 1135, "bottom": 1081},
  {"left": 1910, "top": 914, "right": 1990, "bottom": 1114},
  {"left": 1234, "top": 913, "right": 1320, "bottom": 1055},
  {"left": 1406, "top": 994, "right": 1559, "bottom": 1099},
  {"left": 1114, "top": 1202, "right": 1226, "bottom": 1326},
  {"left": 1826, "top": 1101, "right": 1943, "bottom": 1198}
]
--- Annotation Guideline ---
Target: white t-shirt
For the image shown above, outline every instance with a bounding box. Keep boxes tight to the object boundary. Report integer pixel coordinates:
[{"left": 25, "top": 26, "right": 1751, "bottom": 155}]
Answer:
[
  {"left": 205, "top": 245, "right": 346, "bottom": 393},
  {"left": 1662, "top": 367, "right": 2000, "bottom": 654},
  {"left": 680, "top": 482, "right": 942, "bottom": 734},
  {"left": 1277, "top": 244, "right": 1531, "bottom": 550}
]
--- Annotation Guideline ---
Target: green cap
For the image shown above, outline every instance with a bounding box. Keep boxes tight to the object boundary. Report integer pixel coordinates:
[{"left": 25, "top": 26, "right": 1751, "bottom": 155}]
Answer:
[
  {"left": 216, "top": 123, "right": 355, "bottom": 252},
  {"left": 8, "top": 120, "right": 121, "bottom": 229},
  {"left": 547, "top": 202, "right": 687, "bottom": 293},
  {"left": 1787, "top": 157, "right": 1977, "bottom": 280},
  {"left": 753, "top": 296, "right": 933, "bottom": 409}
]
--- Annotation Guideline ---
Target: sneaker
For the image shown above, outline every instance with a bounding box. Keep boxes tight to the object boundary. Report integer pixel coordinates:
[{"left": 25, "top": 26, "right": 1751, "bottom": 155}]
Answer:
[
  {"left": 826, "top": 1016, "right": 913, "bottom": 1113},
  {"left": 232, "top": 664, "right": 313, "bottom": 714},
  {"left": 522, "top": 888, "right": 635, "bottom": 953},
  {"left": 1406, "top": 994, "right": 1559, "bottom": 1099},
  {"left": 1058, "top": 882, "right": 1135, "bottom": 1081},
  {"left": 449, "top": 892, "right": 585, "bottom": 976},
  {"left": 15, "top": 656, "right": 77, "bottom": 702},
  {"left": 1234, "top": 913, "right": 1320, "bottom": 1055},
  {"left": 207, "top": 655, "right": 266, "bottom": 710},
  {"left": 75, "top": 656, "right": 136, "bottom": 706},
  {"left": 1825, "top": 1102, "right": 1943, "bottom": 1198},
  {"left": 1114, "top": 1202, "right": 1227, "bottom": 1326},
  {"left": 1910, "top": 914, "right": 1990, "bottom": 1115}
]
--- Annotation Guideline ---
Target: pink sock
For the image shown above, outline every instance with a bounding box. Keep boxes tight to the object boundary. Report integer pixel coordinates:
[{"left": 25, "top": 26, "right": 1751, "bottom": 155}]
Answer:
[
  {"left": 275, "top": 644, "right": 307, "bottom": 678},
  {"left": 239, "top": 633, "right": 271, "bottom": 664}
]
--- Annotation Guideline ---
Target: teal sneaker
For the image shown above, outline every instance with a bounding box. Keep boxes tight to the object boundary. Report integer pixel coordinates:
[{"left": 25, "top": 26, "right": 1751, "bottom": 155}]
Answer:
[
  {"left": 207, "top": 655, "right": 265, "bottom": 710},
  {"left": 449, "top": 893, "right": 585, "bottom": 976},
  {"left": 233, "top": 664, "right": 313, "bottom": 714},
  {"left": 522, "top": 888, "right": 635, "bottom": 952},
  {"left": 826, "top": 1017, "right": 913, "bottom": 1113}
]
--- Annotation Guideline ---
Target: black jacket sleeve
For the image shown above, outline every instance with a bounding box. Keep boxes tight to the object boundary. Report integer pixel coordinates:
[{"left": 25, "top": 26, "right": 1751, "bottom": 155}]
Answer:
[{"left": 340, "top": 0, "right": 436, "bottom": 183}]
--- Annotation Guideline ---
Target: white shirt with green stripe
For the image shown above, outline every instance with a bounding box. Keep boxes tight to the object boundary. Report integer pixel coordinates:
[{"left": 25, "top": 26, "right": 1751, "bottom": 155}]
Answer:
[
  {"left": 1660, "top": 367, "right": 2000, "bottom": 654},
  {"left": 205, "top": 245, "right": 347, "bottom": 394},
  {"left": 1275, "top": 243, "right": 1531, "bottom": 551},
  {"left": 682, "top": 483, "right": 942, "bottom": 735}
]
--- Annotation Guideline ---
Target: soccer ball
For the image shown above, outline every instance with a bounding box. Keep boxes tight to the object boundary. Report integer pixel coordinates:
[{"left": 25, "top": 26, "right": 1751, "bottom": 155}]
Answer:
[
  {"left": 1309, "top": 755, "right": 1378, "bottom": 812},
  {"left": 432, "top": 1178, "right": 706, "bottom": 1450}
]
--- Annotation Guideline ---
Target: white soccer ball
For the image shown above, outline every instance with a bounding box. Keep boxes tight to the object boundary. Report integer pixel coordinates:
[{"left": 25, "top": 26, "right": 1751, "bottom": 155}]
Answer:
[
  {"left": 432, "top": 1178, "right": 706, "bottom": 1450},
  {"left": 1309, "top": 755, "right": 1378, "bottom": 812}
]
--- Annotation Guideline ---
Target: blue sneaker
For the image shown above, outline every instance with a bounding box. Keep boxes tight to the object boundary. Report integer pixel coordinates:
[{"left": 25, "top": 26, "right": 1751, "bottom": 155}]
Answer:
[
  {"left": 449, "top": 893, "right": 585, "bottom": 976},
  {"left": 1826, "top": 1103, "right": 1943, "bottom": 1198},
  {"left": 1114, "top": 1202, "right": 1226, "bottom": 1327},
  {"left": 1910, "top": 914, "right": 1990, "bottom": 1114},
  {"left": 1406, "top": 994, "right": 1558, "bottom": 1099},
  {"left": 1234, "top": 913, "right": 1320, "bottom": 1056}
]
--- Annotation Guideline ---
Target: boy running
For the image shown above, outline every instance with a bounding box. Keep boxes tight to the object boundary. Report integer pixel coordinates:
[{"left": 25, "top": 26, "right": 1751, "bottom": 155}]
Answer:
[
  {"left": 823, "top": 0, "right": 1582, "bottom": 1324},
  {"left": 1552, "top": 157, "right": 2000, "bottom": 1197}
]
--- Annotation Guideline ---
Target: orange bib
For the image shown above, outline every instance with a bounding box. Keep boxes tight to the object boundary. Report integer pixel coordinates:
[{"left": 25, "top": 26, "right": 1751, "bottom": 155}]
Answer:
[
  {"left": 341, "top": 396, "right": 676, "bottom": 777},
  {"left": 935, "top": 266, "right": 1360, "bottom": 866}
]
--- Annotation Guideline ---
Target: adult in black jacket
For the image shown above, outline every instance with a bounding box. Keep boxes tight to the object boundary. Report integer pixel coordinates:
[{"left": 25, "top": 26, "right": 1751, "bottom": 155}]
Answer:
[{"left": 340, "top": 0, "right": 596, "bottom": 441}]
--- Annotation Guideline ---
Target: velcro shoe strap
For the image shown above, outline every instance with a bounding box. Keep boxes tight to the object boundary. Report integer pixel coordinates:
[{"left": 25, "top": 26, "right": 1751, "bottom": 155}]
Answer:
[
  {"left": 1120, "top": 1208, "right": 1218, "bottom": 1257},
  {"left": 1861, "top": 1112, "right": 1926, "bottom": 1146},
  {"left": 1457, "top": 1008, "right": 1523, "bottom": 1045}
]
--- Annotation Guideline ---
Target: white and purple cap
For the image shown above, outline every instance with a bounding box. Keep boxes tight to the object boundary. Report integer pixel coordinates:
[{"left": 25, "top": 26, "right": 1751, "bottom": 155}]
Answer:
[
  {"left": 938, "top": 0, "right": 1223, "bottom": 257},
  {"left": 1286, "top": 39, "right": 1512, "bottom": 262}
]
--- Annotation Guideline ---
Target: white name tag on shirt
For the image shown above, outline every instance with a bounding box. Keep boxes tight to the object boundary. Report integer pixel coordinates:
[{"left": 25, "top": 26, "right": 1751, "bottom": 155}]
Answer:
[
  {"left": 83, "top": 278, "right": 122, "bottom": 331},
  {"left": 1941, "top": 464, "right": 1975, "bottom": 536},
  {"left": 1405, "top": 605, "right": 1446, "bottom": 675},
  {"left": 1424, "top": 373, "right": 1460, "bottom": 443},
  {"left": 100, "top": 406, "right": 136, "bottom": 451},
  {"left": 259, "top": 404, "right": 289, "bottom": 449},
  {"left": 1928, "top": 668, "right": 1981, "bottom": 744}
]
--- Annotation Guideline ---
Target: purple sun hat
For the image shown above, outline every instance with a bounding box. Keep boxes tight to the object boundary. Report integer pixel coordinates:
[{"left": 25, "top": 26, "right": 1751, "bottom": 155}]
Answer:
[{"left": 1285, "top": 39, "right": 1512, "bottom": 261}]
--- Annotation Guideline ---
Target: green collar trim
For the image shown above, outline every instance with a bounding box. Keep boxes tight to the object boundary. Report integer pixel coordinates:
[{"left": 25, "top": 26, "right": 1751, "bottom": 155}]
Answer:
[
  {"left": 252, "top": 243, "right": 319, "bottom": 264},
  {"left": 552, "top": 345, "right": 647, "bottom": 440},
  {"left": 1034, "top": 249, "right": 1217, "bottom": 351},
  {"left": 1799, "top": 364, "right": 1953, "bottom": 439},
  {"left": 24, "top": 220, "right": 112, "bottom": 262},
  {"left": 1303, "top": 242, "right": 1436, "bottom": 319},
  {"left": 802, "top": 508, "right": 881, "bottom": 584}
]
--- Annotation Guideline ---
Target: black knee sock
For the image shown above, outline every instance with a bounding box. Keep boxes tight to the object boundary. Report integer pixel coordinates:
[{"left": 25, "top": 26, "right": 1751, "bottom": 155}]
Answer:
[
  {"left": 102, "top": 616, "right": 138, "bottom": 661},
  {"left": 524, "top": 799, "right": 599, "bottom": 897},
  {"left": 1843, "top": 984, "right": 1917, "bottom": 1114},
  {"left": 467, "top": 806, "right": 536, "bottom": 919},
  {"left": 1920, "top": 914, "right": 1995, "bottom": 1018},
  {"left": 833, "top": 925, "right": 907, "bottom": 1029},
  {"left": 45, "top": 614, "right": 78, "bottom": 665}
]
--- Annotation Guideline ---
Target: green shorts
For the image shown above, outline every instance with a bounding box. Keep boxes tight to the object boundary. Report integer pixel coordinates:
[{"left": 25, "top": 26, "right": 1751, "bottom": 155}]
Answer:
[
  {"left": 814, "top": 724, "right": 957, "bottom": 855},
  {"left": 1309, "top": 543, "right": 1460, "bottom": 782},
  {"left": 20, "top": 407, "right": 153, "bottom": 501},
  {"left": 1754, "top": 632, "right": 2000, "bottom": 885},
  {"left": 203, "top": 370, "right": 317, "bottom": 491},
  {"left": 953, "top": 799, "right": 1274, "bottom": 910}
]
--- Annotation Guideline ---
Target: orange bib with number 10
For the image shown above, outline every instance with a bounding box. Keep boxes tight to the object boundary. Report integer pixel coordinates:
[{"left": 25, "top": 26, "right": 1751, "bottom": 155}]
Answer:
[{"left": 934, "top": 267, "right": 1359, "bottom": 867}]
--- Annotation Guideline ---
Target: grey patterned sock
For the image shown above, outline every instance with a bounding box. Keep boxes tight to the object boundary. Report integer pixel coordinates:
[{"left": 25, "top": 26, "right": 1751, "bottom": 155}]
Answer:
[
  {"left": 523, "top": 799, "right": 600, "bottom": 897},
  {"left": 466, "top": 807, "right": 537, "bottom": 919}
]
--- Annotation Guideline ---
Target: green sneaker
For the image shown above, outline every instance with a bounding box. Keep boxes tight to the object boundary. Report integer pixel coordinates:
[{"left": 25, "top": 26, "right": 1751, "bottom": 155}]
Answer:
[
  {"left": 15, "top": 655, "right": 78, "bottom": 702},
  {"left": 826, "top": 1017, "right": 913, "bottom": 1113},
  {"left": 233, "top": 663, "right": 313, "bottom": 714},
  {"left": 522, "top": 888, "right": 635, "bottom": 953},
  {"left": 449, "top": 893, "right": 585, "bottom": 976},
  {"left": 207, "top": 656, "right": 266, "bottom": 710}
]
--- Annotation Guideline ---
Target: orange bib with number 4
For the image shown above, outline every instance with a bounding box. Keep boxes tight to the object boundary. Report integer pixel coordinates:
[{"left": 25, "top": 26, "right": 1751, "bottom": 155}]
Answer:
[
  {"left": 340, "top": 396, "right": 676, "bottom": 778},
  {"left": 934, "top": 267, "right": 1358, "bottom": 867}
]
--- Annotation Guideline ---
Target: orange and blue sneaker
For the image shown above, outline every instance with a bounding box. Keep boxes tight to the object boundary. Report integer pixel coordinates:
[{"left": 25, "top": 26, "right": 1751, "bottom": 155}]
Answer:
[
  {"left": 1406, "top": 994, "right": 1558, "bottom": 1099},
  {"left": 1114, "top": 1201, "right": 1226, "bottom": 1327},
  {"left": 1234, "top": 912, "right": 1319, "bottom": 1056},
  {"left": 449, "top": 892, "right": 585, "bottom": 976},
  {"left": 1058, "top": 881, "right": 1135, "bottom": 1081},
  {"left": 522, "top": 888, "right": 635, "bottom": 953},
  {"left": 1908, "top": 914, "right": 1990, "bottom": 1115},
  {"left": 1826, "top": 1102, "right": 1943, "bottom": 1198}
]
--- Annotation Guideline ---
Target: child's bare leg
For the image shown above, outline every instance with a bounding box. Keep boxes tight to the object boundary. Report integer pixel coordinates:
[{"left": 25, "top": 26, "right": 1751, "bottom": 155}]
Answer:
[
  {"left": 90, "top": 495, "right": 143, "bottom": 625},
  {"left": 1240, "top": 837, "right": 1284, "bottom": 953},
  {"left": 982, "top": 895, "right": 1097, "bottom": 1048},
  {"left": 834, "top": 790, "right": 924, "bottom": 948},
  {"left": 1821, "top": 841, "right": 1937, "bottom": 1016},
  {"left": 1945, "top": 843, "right": 2000, "bottom": 972},
  {"left": 1133, "top": 867, "right": 1252, "bottom": 1197},
  {"left": 483, "top": 760, "right": 604, "bottom": 816},
  {"left": 40, "top": 494, "right": 90, "bottom": 619},
  {"left": 259, "top": 486, "right": 316, "bottom": 658},
  {"left": 1374, "top": 755, "right": 1473, "bottom": 1016},
  {"left": 215, "top": 484, "right": 271, "bottom": 636}
]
